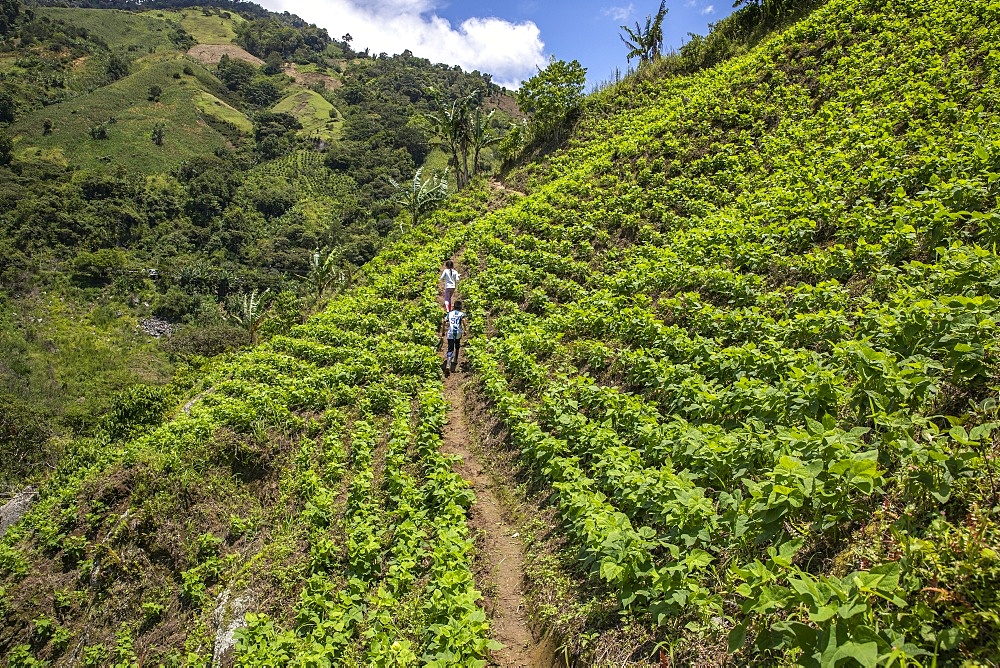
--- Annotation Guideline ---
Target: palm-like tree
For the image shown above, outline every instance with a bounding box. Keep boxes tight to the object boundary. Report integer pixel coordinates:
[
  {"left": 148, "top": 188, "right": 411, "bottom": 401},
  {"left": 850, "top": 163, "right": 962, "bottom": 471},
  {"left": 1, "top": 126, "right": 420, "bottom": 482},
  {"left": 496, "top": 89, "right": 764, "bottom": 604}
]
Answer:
[
  {"left": 230, "top": 289, "right": 271, "bottom": 345},
  {"left": 424, "top": 92, "right": 475, "bottom": 189},
  {"left": 470, "top": 106, "right": 501, "bottom": 176},
  {"left": 620, "top": 0, "right": 668, "bottom": 66},
  {"left": 307, "top": 248, "right": 341, "bottom": 300},
  {"left": 389, "top": 167, "right": 450, "bottom": 230}
]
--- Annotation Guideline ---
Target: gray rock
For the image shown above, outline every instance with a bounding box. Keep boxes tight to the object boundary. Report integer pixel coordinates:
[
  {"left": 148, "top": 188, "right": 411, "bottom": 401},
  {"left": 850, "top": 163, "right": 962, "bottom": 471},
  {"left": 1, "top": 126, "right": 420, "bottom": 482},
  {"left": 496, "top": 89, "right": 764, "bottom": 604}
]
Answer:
[
  {"left": 138, "top": 317, "right": 174, "bottom": 338},
  {"left": 212, "top": 588, "right": 251, "bottom": 666},
  {"left": 1, "top": 487, "right": 38, "bottom": 537}
]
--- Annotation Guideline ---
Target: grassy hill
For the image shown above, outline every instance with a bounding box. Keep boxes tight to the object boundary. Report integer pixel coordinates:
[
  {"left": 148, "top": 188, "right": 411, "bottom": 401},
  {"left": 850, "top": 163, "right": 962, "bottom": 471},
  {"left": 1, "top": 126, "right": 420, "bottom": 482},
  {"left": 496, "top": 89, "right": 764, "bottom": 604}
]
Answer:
[
  {"left": 6, "top": 7, "right": 247, "bottom": 172},
  {"left": 13, "top": 54, "right": 237, "bottom": 172},
  {"left": 270, "top": 88, "right": 338, "bottom": 141},
  {"left": 146, "top": 7, "right": 245, "bottom": 45},
  {"left": 3, "top": 0, "right": 1000, "bottom": 665}
]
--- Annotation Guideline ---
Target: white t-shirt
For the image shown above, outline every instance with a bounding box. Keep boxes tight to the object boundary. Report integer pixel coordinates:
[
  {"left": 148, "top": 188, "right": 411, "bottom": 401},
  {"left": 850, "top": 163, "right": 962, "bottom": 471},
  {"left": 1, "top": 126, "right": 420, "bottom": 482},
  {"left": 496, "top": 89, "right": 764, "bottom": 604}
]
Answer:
[
  {"left": 440, "top": 268, "right": 460, "bottom": 289},
  {"left": 445, "top": 310, "right": 465, "bottom": 339}
]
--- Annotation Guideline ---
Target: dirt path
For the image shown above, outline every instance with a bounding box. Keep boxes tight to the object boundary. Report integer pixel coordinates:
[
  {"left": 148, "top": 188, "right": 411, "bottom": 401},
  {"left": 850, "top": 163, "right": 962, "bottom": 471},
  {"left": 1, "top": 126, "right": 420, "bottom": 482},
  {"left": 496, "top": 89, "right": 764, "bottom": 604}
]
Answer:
[{"left": 441, "top": 374, "right": 542, "bottom": 667}]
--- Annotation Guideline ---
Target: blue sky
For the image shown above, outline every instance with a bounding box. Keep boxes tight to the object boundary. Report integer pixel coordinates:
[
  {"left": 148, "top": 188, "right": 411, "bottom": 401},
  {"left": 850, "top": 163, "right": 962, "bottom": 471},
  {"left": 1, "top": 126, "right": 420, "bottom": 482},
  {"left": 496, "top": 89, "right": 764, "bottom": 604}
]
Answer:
[
  {"left": 433, "top": 0, "right": 735, "bottom": 87},
  {"left": 258, "top": 0, "right": 735, "bottom": 88}
]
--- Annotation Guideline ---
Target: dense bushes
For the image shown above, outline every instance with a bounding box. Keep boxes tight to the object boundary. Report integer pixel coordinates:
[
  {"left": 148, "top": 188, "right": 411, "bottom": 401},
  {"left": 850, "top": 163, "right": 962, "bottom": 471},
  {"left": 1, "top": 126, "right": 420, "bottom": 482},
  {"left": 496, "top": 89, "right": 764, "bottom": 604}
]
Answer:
[{"left": 457, "top": 0, "right": 1000, "bottom": 662}]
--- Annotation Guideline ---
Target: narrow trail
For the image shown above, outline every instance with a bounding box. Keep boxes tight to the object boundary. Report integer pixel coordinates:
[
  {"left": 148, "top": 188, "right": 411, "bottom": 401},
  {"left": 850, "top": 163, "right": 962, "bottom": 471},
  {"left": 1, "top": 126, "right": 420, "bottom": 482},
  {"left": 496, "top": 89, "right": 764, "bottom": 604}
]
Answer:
[{"left": 440, "top": 372, "right": 542, "bottom": 667}]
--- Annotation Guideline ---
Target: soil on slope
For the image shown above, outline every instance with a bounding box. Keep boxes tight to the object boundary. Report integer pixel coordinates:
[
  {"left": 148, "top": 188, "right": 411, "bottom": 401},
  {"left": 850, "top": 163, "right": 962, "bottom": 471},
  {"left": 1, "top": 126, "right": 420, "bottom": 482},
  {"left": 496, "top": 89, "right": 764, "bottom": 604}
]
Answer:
[
  {"left": 187, "top": 44, "right": 263, "bottom": 66},
  {"left": 441, "top": 372, "right": 548, "bottom": 667}
]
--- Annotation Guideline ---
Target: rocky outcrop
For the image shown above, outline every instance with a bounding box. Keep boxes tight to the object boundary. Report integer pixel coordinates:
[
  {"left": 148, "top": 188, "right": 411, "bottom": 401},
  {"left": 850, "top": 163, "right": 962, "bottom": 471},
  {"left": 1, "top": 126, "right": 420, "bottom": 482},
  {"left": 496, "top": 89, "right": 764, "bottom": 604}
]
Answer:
[{"left": 1, "top": 487, "right": 38, "bottom": 537}]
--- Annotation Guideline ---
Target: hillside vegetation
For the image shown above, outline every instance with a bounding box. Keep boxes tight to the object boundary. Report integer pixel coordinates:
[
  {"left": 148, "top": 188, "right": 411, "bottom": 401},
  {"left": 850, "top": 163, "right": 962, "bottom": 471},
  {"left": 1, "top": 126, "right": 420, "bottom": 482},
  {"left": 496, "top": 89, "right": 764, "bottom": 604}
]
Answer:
[
  {"left": 3, "top": 0, "right": 1000, "bottom": 665},
  {"left": 0, "top": 1, "right": 509, "bottom": 495},
  {"left": 459, "top": 0, "right": 1000, "bottom": 662}
]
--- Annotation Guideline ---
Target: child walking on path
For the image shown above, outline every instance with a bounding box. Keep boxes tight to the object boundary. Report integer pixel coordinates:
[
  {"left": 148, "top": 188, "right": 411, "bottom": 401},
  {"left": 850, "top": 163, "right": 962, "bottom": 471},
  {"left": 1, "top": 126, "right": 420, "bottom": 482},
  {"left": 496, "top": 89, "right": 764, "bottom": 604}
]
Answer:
[
  {"left": 440, "top": 300, "right": 467, "bottom": 374},
  {"left": 439, "top": 260, "right": 460, "bottom": 311}
]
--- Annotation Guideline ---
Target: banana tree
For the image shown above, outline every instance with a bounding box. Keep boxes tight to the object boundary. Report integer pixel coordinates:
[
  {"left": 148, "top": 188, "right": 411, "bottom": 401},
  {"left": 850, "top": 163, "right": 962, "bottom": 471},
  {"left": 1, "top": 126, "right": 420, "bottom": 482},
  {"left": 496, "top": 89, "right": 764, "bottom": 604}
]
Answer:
[
  {"left": 424, "top": 91, "right": 475, "bottom": 189},
  {"left": 470, "top": 106, "right": 501, "bottom": 176},
  {"left": 230, "top": 288, "right": 272, "bottom": 345},
  {"left": 388, "top": 167, "right": 450, "bottom": 231},
  {"left": 306, "top": 248, "right": 342, "bottom": 301},
  {"left": 620, "top": 0, "right": 668, "bottom": 66}
]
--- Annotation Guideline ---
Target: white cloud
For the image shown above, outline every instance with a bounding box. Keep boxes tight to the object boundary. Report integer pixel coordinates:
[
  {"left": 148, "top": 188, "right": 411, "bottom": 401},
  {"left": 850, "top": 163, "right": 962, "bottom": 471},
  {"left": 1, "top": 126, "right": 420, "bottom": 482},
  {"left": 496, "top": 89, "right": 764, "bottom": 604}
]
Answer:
[
  {"left": 602, "top": 4, "right": 635, "bottom": 21},
  {"left": 701, "top": 4, "right": 716, "bottom": 14},
  {"left": 256, "top": 0, "right": 546, "bottom": 88}
]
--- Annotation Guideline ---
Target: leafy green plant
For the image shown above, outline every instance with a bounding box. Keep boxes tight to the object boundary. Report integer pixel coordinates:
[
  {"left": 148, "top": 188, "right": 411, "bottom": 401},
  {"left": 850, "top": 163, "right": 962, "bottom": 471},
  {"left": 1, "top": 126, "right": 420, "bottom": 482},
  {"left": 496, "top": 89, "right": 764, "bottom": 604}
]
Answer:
[
  {"left": 229, "top": 289, "right": 272, "bottom": 345},
  {"left": 388, "top": 167, "right": 450, "bottom": 231}
]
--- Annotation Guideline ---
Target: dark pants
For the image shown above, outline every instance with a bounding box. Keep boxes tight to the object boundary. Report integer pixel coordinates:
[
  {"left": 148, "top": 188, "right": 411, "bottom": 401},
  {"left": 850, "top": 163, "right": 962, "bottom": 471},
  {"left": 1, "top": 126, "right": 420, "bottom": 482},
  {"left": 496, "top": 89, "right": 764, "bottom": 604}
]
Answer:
[{"left": 446, "top": 337, "right": 461, "bottom": 364}]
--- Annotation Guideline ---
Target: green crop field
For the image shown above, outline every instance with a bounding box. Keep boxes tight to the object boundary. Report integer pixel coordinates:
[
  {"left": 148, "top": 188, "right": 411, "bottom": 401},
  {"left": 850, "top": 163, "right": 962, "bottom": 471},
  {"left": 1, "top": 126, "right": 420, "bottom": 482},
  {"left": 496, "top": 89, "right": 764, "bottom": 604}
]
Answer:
[
  {"left": 271, "top": 89, "right": 339, "bottom": 140},
  {"left": 4, "top": 0, "right": 1000, "bottom": 665},
  {"left": 35, "top": 7, "right": 178, "bottom": 54},
  {"left": 11, "top": 55, "right": 237, "bottom": 171}
]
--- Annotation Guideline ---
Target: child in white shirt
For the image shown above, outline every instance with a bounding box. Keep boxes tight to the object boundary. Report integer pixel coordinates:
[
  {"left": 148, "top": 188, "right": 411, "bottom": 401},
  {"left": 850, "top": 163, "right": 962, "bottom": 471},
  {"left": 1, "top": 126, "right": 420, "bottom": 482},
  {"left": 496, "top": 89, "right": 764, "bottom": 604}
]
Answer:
[{"left": 440, "top": 260, "right": 459, "bottom": 311}]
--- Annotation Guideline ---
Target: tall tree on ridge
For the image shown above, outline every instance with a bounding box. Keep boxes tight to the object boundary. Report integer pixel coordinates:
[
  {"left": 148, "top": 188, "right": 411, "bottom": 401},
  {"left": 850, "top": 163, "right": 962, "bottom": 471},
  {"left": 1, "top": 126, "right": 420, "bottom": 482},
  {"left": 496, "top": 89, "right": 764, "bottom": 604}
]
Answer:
[
  {"left": 620, "top": 0, "right": 668, "bottom": 66},
  {"left": 424, "top": 91, "right": 475, "bottom": 189},
  {"left": 0, "top": 0, "right": 20, "bottom": 36}
]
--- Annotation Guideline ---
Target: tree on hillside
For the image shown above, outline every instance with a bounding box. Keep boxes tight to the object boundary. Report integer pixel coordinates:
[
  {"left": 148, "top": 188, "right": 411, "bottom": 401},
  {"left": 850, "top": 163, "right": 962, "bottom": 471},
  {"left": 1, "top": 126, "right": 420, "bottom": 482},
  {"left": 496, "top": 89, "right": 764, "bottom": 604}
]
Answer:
[
  {"left": 242, "top": 77, "right": 282, "bottom": 107},
  {"left": 469, "top": 106, "right": 501, "bottom": 175},
  {"left": 230, "top": 289, "right": 271, "bottom": 345},
  {"left": 305, "top": 248, "right": 342, "bottom": 300},
  {"left": 105, "top": 52, "right": 130, "bottom": 84},
  {"left": 0, "top": 130, "right": 12, "bottom": 166},
  {"left": 217, "top": 54, "right": 256, "bottom": 92},
  {"left": 424, "top": 91, "right": 505, "bottom": 189},
  {"left": 389, "top": 167, "right": 449, "bottom": 231},
  {"left": 262, "top": 51, "right": 283, "bottom": 76},
  {"left": 0, "top": 0, "right": 20, "bottom": 36},
  {"left": 0, "top": 88, "right": 14, "bottom": 123},
  {"left": 151, "top": 123, "right": 166, "bottom": 146},
  {"left": 620, "top": 0, "right": 668, "bottom": 66},
  {"left": 253, "top": 111, "right": 301, "bottom": 159},
  {"left": 424, "top": 92, "right": 475, "bottom": 189},
  {"left": 516, "top": 57, "right": 587, "bottom": 145}
]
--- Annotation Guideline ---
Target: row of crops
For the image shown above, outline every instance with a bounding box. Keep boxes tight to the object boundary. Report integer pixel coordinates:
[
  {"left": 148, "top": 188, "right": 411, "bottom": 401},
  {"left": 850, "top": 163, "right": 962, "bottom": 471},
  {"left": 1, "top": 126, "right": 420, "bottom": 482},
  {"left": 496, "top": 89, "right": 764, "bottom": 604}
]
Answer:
[
  {"left": 3, "top": 0, "right": 1000, "bottom": 663},
  {"left": 227, "top": 274, "right": 496, "bottom": 663},
  {"left": 444, "top": 0, "right": 1000, "bottom": 663},
  {"left": 0, "top": 190, "right": 508, "bottom": 664}
]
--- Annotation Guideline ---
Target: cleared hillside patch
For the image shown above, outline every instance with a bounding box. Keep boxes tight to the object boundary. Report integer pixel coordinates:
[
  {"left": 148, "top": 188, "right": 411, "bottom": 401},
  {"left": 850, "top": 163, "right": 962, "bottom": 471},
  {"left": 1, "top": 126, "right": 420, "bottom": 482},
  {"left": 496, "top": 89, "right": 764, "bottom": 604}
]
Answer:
[
  {"left": 271, "top": 89, "right": 338, "bottom": 140},
  {"left": 187, "top": 44, "right": 262, "bottom": 67},
  {"left": 282, "top": 62, "right": 342, "bottom": 90},
  {"left": 35, "top": 7, "right": 178, "bottom": 55},
  {"left": 10, "top": 55, "right": 236, "bottom": 171}
]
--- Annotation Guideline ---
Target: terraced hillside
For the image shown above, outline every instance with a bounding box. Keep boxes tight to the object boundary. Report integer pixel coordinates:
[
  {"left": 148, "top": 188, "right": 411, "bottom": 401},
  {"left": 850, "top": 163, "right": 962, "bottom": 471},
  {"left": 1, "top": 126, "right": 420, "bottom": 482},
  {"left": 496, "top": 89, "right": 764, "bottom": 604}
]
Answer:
[
  {"left": 3, "top": 0, "right": 1000, "bottom": 665},
  {"left": 0, "top": 189, "right": 509, "bottom": 664},
  {"left": 456, "top": 0, "right": 1000, "bottom": 663}
]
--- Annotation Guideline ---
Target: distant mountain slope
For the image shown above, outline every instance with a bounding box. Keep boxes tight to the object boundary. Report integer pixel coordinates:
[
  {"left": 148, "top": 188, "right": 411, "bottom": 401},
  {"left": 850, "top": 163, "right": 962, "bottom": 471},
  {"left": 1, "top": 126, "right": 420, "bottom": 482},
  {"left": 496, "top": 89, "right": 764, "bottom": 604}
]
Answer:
[
  {"left": 13, "top": 54, "right": 236, "bottom": 171},
  {"left": 0, "top": 1, "right": 510, "bottom": 502},
  {"left": 4, "top": 0, "right": 1000, "bottom": 665}
]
